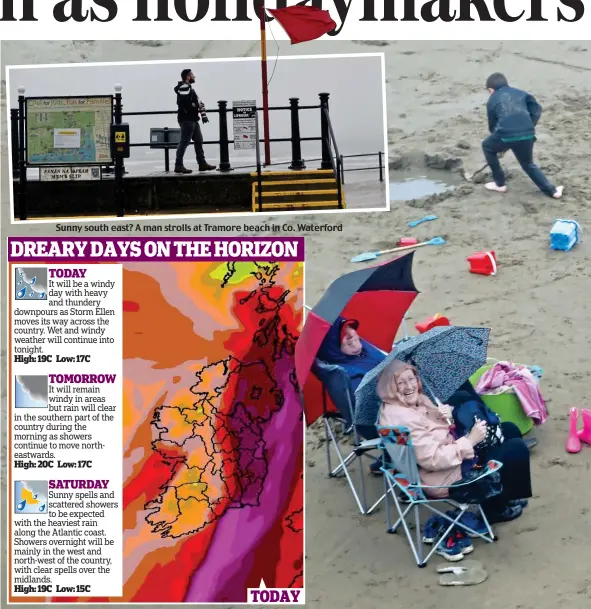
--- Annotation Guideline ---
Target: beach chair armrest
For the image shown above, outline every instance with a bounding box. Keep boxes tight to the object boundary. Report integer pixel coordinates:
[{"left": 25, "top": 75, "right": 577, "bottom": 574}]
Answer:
[
  {"left": 381, "top": 468, "right": 424, "bottom": 501},
  {"left": 416, "top": 460, "right": 504, "bottom": 490},
  {"left": 354, "top": 438, "right": 382, "bottom": 456}
]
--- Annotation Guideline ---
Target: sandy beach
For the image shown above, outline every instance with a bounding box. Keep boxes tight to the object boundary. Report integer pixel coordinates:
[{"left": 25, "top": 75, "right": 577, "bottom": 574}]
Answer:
[{"left": 2, "top": 40, "right": 591, "bottom": 608}]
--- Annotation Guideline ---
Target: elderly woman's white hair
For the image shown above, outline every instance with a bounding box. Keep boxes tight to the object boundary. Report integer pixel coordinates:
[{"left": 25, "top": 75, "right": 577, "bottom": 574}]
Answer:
[{"left": 376, "top": 359, "right": 424, "bottom": 403}]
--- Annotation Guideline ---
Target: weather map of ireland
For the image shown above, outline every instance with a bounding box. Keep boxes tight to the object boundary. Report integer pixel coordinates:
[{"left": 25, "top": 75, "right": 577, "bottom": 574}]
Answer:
[
  {"left": 8, "top": 238, "right": 304, "bottom": 605},
  {"left": 44, "top": 260, "right": 303, "bottom": 604},
  {"left": 26, "top": 97, "right": 112, "bottom": 165}
]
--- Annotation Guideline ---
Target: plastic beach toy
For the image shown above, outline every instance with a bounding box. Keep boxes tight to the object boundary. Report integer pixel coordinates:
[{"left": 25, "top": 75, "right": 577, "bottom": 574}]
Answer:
[
  {"left": 408, "top": 214, "right": 438, "bottom": 228},
  {"left": 415, "top": 313, "right": 450, "bottom": 334},
  {"left": 350, "top": 237, "right": 445, "bottom": 263},
  {"left": 566, "top": 407, "right": 581, "bottom": 454},
  {"left": 398, "top": 238, "right": 419, "bottom": 247},
  {"left": 579, "top": 408, "right": 591, "bottom": 445},
  {"left": 467, "top": 251, "right": 497, "bottom": 276},
  {"left": 550, "top": 219, "right": 581, "bottom": 252}
]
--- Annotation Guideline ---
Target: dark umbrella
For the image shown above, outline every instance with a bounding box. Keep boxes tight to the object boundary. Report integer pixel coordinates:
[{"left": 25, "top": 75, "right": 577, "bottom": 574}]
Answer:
[
  {"left": 354, "top": 325, "right": 490, "bottom": 426},
  {"left": 295, "top": 253, "right": 419, "bottom": 425}
]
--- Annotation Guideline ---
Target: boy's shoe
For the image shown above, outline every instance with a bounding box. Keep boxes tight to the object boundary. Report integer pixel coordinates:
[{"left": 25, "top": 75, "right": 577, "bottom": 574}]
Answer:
[
  {"left": 553, "top": 185, "right": 564, "bottom": 199},
  {"left": 423, "top": 516, "right": 446, "bottom": 544},
  {"left": 199, "top": 162, "right": 216, "bottom": 171},
  {"left": 174, "top": 166, "right": 192, "bottom": 174},
  {"left": 435, "top": 534, "right": 465, "bottom": 562},
  {"left": 447, "top": 510, "right": 489, "bottom": 538},
  {"left": 485, "top": 182, "right": 508, "bottom": 193},
  {"left": 453, "top": 529, "right": 474, "bottom": 555}
]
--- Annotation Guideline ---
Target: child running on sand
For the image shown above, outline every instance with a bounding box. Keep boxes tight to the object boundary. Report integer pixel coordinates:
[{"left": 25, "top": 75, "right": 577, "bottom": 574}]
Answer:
[{"left": 483, "top": 73, "right": 563, "bottom": 199}]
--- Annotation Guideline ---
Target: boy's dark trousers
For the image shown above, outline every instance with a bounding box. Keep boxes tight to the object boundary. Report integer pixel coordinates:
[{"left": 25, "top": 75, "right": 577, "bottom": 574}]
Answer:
[{"left": 482, "top": 134, "right": 556, "bottom": 197}]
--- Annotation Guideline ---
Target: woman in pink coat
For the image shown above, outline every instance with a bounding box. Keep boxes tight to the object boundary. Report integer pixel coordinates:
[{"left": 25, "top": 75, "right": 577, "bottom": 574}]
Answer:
[{"left": 377, "top": 360, "right": 531, "bottom": 523}]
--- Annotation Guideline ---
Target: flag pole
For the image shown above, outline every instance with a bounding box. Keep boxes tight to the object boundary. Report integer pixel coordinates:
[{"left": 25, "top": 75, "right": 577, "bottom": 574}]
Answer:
[{"left": 260, "top": 2, "right": 271, "bottom": 166}]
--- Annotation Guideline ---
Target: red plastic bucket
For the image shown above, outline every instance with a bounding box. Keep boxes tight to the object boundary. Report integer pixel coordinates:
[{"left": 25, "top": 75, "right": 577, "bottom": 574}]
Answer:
[
  {"left": 415, "top": 314, "right": 451, "bottom": 334},
  {"left": 467, "top": 251, "right": 497, "bottom": 276}
]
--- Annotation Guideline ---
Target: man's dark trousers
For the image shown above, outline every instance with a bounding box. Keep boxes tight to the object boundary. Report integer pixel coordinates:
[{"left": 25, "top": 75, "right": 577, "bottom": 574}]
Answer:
[
  {"left": 482, "top": 134, "right": 556, "bottom": 197},
  {"left": 175, "top": 121, "right": 206, "bottom": 168}
]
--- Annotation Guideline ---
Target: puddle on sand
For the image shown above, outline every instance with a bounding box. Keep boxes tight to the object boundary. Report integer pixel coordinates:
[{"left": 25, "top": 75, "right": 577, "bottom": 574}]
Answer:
[{"left": 389, "top": 170, "right": 461, "bottom": 201}]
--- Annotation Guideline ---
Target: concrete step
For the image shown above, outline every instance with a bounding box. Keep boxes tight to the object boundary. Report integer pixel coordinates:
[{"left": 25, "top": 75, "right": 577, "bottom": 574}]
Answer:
[
  {"left": 254, "top": 179, "right": 337, "bottom": 192},
  {"left": 252, "top": 191, "right": 341, "bottom": 204},
  {"left": 250, "top": 169, "right": 335, "bottom": 181},
  {"left": 260, "top": 189, "right": 339, "bottom": 198},
  {"left": 251, "top": 200, "right": 345, "bottom": 212}
]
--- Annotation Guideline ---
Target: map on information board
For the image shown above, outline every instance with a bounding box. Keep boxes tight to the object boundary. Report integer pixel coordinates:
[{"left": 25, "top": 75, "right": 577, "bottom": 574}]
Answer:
[{"left": 26, "top": 96, "right": 113, "bottom": 165}]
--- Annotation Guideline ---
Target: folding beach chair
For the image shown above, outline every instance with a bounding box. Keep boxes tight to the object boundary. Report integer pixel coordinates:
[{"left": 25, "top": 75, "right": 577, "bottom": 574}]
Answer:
[
  {"left": 377, "top": 425, "right": 501, "bottom": 567},
  {"left": 313, "top": 358, "right": 383, "bottom": 515}
]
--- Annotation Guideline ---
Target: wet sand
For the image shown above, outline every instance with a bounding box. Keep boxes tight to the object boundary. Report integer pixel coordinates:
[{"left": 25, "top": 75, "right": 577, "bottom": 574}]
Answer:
[{"left": 2, "top": 41, "right": 591, "bottom": 609}]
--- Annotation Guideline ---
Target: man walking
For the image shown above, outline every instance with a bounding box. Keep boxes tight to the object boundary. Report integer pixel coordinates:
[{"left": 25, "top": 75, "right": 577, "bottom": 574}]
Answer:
[
  {"left": 482, "top": 73, "right": 563, "bottom": 199},
  {"left": 174, "top": 69, "right": 216, "bottom": 174}
]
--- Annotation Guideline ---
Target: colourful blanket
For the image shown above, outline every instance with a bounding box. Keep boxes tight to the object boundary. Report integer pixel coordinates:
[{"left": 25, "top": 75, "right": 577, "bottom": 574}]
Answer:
[{"left": 475, "top": 361, "right": 548, "bottom": 425}]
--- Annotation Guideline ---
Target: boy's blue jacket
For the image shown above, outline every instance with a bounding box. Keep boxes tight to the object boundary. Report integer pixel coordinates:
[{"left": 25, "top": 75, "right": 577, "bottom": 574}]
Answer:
[{"left": 487, "top": 85, "right": 542, "bottom": 140}]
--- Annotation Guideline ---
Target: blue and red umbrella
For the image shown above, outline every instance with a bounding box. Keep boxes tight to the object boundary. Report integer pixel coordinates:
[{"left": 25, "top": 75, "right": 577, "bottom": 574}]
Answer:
[{"left": 295, "top": 253, "right": 419, "bottom": 425}]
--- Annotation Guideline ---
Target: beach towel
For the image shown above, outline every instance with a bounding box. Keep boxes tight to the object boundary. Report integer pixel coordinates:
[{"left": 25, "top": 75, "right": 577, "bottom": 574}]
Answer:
[{"left": 474, "top": 361, "right": 548, "bottom": 425}]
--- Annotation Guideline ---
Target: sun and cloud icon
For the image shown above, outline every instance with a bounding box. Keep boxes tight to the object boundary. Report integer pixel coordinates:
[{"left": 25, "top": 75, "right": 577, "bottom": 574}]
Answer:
[{"left": 14, "top": 481, "right": 48, "bottom": 514}]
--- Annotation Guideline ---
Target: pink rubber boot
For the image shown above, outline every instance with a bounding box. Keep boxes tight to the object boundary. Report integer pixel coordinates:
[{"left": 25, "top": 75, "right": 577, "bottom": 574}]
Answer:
[
  {"left": 577, "top": 408, "right": 591, "bottom": 445},
  {"left": 566, "top": 408, "right": 581, "bottom": 454}
]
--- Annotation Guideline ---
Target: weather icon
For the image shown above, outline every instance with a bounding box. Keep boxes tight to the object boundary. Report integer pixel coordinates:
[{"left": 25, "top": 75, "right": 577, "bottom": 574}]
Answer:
[
  {"left": 15, "top": 376, "right": 48, "bottom": 408},
  {"left": 15, "top": 267, "right": 47, "bottom": 301},
  {"left": 14, "top": 481, "right": 48, "bottom": 515}
]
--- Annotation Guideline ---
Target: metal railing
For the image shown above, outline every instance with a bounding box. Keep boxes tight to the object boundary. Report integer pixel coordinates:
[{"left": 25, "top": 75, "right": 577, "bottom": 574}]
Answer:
[
  {"left": 12, "top": 88, "right": 385, "bottom": 219},
  {"left": 117, "top": 97, "right": 323, "bottom": 175},
  {"left": 323, "top": 105, "right": 343, "bottom": 209}
]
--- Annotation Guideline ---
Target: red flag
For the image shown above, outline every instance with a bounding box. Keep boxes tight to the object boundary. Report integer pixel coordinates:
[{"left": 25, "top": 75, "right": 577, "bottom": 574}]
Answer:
[{"left": 267, "top": 6, "right": 336, "bottom": 44}]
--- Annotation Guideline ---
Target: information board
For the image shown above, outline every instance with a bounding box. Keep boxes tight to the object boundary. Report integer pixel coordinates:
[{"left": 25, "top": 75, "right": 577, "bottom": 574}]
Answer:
[
  {"left": 26, "top": 96, "right": 113, "bottom": 165},
  {"left": 232, "top": 100, "right": 257, "bottom": 150}
]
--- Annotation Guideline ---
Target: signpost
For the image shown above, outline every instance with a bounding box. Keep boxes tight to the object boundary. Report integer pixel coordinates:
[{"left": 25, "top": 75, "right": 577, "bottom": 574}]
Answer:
[
  {"left": 39, "top": 167, "right": 101, "bottom": 182},
  {"left": 232, "top": 101, "right": 257, "bottom": 150}
]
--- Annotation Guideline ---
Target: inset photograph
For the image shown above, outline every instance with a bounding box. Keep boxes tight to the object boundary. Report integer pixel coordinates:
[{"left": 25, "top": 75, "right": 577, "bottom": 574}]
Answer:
[{"left": 7, "top": 53, "right": 388, "bottom": 221}]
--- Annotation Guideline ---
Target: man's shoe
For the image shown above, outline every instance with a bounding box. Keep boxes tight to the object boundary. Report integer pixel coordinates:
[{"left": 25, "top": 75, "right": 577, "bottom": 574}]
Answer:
[
  {"left": 485, "top": 504, "right": 523, "bottom": 524},
  {"left": 175, "top": 166, "right": 192, "bottom": 174},
  {"left": 199, "top": 163, "right": 216, "bottom": 172}
]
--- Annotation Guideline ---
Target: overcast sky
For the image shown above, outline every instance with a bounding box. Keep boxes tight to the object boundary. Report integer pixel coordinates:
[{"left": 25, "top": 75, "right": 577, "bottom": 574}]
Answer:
[{"left": 8, "top": 54, "right": 386, "bottom": 172}]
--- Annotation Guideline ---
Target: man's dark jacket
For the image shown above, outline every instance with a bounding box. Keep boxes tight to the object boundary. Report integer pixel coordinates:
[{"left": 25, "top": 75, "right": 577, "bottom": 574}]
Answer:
[
  {"left": 487, "top": 85, "right": 542, "bottom": 140},
  {"left": 174, "top": 81, "right": 200, "bottom": 123}
]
